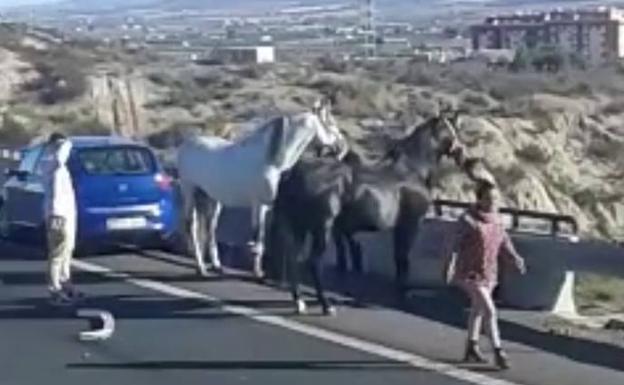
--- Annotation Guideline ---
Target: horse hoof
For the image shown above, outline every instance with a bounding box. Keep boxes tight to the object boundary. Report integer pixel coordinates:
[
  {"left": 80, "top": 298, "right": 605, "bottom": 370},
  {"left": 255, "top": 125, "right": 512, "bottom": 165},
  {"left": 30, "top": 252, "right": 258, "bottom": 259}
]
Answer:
[
  {"left": 212, "top": 266, "right": 225, "bottom": 275},
  {"left": 253, "top": 269, "right": 265, "bottom": 280},
  {"left": 196, "top": 267, "right": 209, "bottom": 277},
  {"left": 247, "top": 242, "right": 263, "bottom": 256},
  {"left": 322, "top": 306, "right": 337, "bottom": 317},
  {"left": 295, "top": 300, "right": 307, "bottom": 315}
]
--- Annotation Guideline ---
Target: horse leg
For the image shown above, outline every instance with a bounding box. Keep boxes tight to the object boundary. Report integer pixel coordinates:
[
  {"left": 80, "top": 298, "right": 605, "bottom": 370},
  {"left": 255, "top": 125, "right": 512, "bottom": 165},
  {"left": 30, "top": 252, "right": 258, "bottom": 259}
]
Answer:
[
  {"left": 332, "top": 226, "right": 348, "bottom": 275},
  {"left": 189, "top": 189, "right": 208, "bottom": 276},
  {"left": 249, "top": 204, "right": 269, "bottom": 279},
  {"left": 181, "top": 182, "right": 195, "bottom": 258},
  {"left": 286, "top": 227, "right": 307, "bottom": 315},
  {"left": 206, "top": 198, "right": 223, "bottom": 274},
  {"left": 346, "top": 235, "right": 364, "bottom": 274},
  {"left": 308, "top": 221, "right": 335, "bottom": 316},
  {"left": 393, "top": 221, "right": 419, "bottom": 299}
]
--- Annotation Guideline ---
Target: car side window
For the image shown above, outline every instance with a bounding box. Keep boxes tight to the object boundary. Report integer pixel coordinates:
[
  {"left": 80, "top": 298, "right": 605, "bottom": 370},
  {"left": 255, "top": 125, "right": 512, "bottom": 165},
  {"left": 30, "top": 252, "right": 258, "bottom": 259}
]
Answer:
[
  {"left": 33, "top": 145, "right": 53, "bottom": 177},
  {"left": 18, "top": 145, "right": 43, "bottom": 174}
]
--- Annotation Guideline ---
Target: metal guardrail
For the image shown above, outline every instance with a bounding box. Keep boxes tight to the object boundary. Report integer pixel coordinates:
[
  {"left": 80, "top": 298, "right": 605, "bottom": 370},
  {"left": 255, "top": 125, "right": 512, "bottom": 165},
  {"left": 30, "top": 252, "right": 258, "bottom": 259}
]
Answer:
[{"left": 432, "top": 199, "right": 579, "bottom": 236}]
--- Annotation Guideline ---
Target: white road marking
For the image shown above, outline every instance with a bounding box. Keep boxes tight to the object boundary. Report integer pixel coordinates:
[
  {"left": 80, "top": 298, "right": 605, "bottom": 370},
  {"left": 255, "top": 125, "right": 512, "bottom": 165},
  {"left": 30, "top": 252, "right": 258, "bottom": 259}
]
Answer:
[
  {"left": 73, "top": 259, "right": 523, "bottom": 385},
  {"left": 77, "top": 308, "right": 116, "bottom": 341}
]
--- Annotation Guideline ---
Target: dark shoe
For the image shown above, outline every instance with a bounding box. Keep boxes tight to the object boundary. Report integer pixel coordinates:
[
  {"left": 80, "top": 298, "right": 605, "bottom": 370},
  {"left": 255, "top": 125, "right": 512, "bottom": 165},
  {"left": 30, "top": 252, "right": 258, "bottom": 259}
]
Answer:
[
  {"left": 463, "top": 341, "right": 487, "bottom": 364},
  {"left": 63, "top": 285, "right": 85, "bottom": 301},
  {"left": 494, "top": 348, "right": 510, "bottom": 370},
  {"left": 211, "top": 265, "right": 225, "bottom": 276},
  {"left": 322, "top": 305, "right": 337, "bottom": 317},
  {"left": 49, "top": 291, "right": 74, "bottom": 307}
]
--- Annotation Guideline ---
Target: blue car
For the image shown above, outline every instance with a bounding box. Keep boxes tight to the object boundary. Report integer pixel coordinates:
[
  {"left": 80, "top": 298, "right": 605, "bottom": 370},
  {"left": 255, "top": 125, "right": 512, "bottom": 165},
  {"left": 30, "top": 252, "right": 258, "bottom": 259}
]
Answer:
[{"left": 0, "top": 136, "right": 178, "bottom": 253}]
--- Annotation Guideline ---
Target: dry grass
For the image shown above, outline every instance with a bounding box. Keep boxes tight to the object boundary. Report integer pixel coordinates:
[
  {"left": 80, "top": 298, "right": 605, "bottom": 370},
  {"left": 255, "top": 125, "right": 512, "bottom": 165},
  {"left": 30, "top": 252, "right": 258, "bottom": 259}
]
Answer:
[
  {"left": 576, "top": 273, "right": 624, "bottom": 315},
  {"left": 0, "top": 112, "right": 31, "bottom": 146},
  {"left": 515, "top": 143, "right": 551, "bottom": 163},
  {"left": 146, "top": 114, "right": 229, "bottom": 149},
  {"left": 66, "top": 118, "right": 111, "bottom": 136},
  {"left": 587, "top": 133, "right": 624, "bottom": 160}
]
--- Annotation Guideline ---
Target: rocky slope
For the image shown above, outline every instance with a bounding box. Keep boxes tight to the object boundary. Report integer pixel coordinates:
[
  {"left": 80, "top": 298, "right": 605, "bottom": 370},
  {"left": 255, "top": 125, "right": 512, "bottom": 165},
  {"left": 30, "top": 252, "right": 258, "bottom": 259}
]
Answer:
[{"left": 0, "top": 26, "right": 623, "bottom": 241}]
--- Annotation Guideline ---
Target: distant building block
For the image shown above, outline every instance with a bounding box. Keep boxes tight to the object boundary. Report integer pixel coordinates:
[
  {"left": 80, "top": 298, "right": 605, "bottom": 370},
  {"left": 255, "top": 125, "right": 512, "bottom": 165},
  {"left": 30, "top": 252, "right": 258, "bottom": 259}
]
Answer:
[
  {"left": 471, "top": 6, "right": 624, "bottom": 65},
  {"left": 209, "top": 46, "right": 276, "bottom": 64}
]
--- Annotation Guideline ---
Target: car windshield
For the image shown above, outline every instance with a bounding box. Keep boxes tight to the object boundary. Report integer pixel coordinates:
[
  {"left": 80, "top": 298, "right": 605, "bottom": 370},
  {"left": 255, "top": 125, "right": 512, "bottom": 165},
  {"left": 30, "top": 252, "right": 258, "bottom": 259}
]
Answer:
[{"left": 77, "top": 147, "right": 155, "bottom": 175}]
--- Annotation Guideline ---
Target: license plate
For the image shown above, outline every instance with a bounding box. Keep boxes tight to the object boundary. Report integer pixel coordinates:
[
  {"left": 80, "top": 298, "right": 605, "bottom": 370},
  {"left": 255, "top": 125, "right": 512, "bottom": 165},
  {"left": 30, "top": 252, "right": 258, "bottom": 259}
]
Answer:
[{"left": 106, "top": 217, "right": 147, "bottom": 230}]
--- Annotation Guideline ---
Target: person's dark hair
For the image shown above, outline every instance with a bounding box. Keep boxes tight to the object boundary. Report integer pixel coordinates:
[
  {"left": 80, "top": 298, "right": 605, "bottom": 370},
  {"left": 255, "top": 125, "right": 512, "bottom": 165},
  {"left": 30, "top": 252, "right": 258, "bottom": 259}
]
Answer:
[
  {"left": 475, "top": 179, "right": 496, "bottom": 201},
  {"left": 48, "top": 132, "right": 67, "bottom": 144}
]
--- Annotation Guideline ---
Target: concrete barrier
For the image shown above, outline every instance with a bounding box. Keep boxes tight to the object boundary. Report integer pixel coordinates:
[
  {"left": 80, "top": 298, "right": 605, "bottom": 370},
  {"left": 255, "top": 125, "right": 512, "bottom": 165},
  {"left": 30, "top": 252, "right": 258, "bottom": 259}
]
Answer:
[
  {"left": 497, "top": 234, "right": 578, "bottom": 313},
  {"left": 334, "top": 219, "right": 580, "bottom": 314}
]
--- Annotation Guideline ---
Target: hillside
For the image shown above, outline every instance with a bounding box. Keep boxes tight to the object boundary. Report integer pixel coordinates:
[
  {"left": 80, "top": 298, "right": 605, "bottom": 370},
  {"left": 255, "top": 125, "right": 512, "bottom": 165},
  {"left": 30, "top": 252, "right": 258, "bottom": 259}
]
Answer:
[{"left": 0, "top": 24, "right": 623, "bottom": 242}]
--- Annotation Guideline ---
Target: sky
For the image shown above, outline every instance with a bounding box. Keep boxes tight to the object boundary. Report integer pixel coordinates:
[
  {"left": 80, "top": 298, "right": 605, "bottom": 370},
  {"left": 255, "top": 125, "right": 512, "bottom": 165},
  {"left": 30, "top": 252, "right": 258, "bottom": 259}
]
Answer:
[{"left": 0, "top": 0, "right": 58, "bottom": 8}]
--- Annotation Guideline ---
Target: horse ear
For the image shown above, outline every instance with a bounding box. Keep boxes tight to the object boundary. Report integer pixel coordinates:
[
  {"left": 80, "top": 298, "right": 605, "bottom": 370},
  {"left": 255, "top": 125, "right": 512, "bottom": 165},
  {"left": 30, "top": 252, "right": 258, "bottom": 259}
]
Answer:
[
  {"left": 266, "top": 117, "right": 287, "bottom": 165},
  {"left": 438, "top": 102, "right": 451, "bottom": 116},
  {"left": 320, "top": 96, "right": 333, "bottom": 115},
  {"left": 450, "top": 110, "right": 461, "bottom": 128},
  {"left": 312, "top": 97, "right": 324, "bottom": 114}
]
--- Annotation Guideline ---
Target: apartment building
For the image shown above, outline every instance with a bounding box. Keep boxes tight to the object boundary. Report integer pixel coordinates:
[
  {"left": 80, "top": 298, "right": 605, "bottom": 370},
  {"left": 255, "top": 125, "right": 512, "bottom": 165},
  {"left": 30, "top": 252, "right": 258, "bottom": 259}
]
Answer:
[{"left": 471, "top": 7, "right": 624, "bottom": 65}]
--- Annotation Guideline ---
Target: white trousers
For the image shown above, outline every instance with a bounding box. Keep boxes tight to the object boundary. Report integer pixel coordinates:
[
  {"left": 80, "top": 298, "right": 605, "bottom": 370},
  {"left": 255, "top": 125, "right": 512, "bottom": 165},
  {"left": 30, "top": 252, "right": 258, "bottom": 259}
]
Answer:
[
  {"left": 47, "top": 224, "right": 76, "bottom": 293},
  {"left": 460, "top": 280, "right": 502, "bottom": 349}
]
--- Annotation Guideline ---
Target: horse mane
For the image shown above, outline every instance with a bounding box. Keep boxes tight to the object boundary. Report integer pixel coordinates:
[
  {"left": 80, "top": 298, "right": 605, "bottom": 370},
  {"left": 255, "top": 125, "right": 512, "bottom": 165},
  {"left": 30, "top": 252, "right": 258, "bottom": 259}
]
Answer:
[
  {"left": 404, "top": 117, "right": 441, "bottom": 144},
  {"left": 343, "top": 150, "right": 364, "bottom": 166},
  {"left": 266, "top": 116, "right": 287, "bottom": 165},
  {"left": 198, "top": 115, "right": 287, "bottom": 165},
  {"left": 382, "top": 117, "right": 439, "bottom": 162}
]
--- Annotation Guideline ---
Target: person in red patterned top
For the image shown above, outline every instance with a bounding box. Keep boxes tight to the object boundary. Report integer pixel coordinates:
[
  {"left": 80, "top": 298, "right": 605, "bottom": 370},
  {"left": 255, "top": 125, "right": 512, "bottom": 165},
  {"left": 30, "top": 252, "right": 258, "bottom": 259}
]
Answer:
[{"left": 442, "top": 179, "right": 526, "bottom": 370}]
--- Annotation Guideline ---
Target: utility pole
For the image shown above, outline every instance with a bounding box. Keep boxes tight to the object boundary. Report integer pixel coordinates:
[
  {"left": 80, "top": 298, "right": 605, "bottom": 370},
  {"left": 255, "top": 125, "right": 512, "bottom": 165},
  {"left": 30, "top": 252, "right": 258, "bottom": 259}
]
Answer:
[{"left": 360, "top": 0, "right": 376, "bottom": 59}]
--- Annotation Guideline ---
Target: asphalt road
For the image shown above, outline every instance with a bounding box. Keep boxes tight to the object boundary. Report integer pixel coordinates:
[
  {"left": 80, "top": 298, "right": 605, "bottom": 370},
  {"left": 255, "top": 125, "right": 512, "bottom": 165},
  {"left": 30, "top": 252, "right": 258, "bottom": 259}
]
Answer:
[
  {"left": 0, "top": 243, "right": 476, "bottom": 385},
  {"left": 1, "top": 241, "right": 623, "bottom": 385}
]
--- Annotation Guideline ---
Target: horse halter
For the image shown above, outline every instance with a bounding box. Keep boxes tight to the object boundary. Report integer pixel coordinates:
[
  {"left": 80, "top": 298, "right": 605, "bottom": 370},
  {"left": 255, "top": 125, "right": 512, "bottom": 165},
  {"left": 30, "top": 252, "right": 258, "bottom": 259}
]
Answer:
[
  {"left": 312, "top": 99, "right": 348, "bottom": 159},
  {"left": 436, "top": 115, "right": 464, "bottom": 163}
]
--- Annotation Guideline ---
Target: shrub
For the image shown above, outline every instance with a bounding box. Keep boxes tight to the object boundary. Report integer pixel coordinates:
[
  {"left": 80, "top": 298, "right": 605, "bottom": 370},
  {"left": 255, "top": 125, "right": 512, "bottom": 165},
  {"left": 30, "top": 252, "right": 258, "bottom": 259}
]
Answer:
[
  {"left": 146, "top": 115, "right": 230, "bottom": 150},
  {"left": 148, "top": 71, "right": 175, "bottom": 86},
  {"left": 491, "top": 163, "right": 527, "bottom": 187},
  {"left": 509, "top": 48, "right": 530, "bottom": 72},
  {"left": 407, "top": 93, "right": 438, "bottom": 118},
  {"left": 461, "top": 91, "right": 494, "bottom": 112},
  {"left": 515, "top": 143, "right": 551, "bottom": 163},
  {"left": 587, "top": 135, "right": 623, "bottom": 159},
  {"left": 221, "top": 77, "right": 244, "bottom": 90},
  {"left": 20, "top": 47, "right": 89, "bottom": 104},
  {"left": 395, "top": 63, "right": 440, "bottom": 86},
  {"left": 204, "top": 115, "right": 229, "bottom": 137},
  {"left": 67, "top": 119, "right": 111, "bottom": 136},
  {"left": 192, "top": 71, "right": 223, "bottom": 87},
  {"left": 0, "top": 113, "right": 32, "bottom": 146},
  {"left": 487, "top": 73, "right": 551, "bottom": 100},
  {"left": 146, "top": 124, "right": 192, "bottom": 149},
  {"left": 316, "top": 55, "right": 350, "bottom": 74},
  {"left": 602, "top": 101, "right": 624, "bottom": 115},
  {"left": 235, "top": 64, "right": 270, "bottom": 80}
]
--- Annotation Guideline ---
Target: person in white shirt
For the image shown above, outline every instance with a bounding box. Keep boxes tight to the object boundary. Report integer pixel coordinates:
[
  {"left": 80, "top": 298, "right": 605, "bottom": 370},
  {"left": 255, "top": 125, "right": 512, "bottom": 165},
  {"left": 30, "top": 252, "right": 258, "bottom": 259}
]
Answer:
[{"left": 44, "top": 133, "right": 80, "bottom": 306}]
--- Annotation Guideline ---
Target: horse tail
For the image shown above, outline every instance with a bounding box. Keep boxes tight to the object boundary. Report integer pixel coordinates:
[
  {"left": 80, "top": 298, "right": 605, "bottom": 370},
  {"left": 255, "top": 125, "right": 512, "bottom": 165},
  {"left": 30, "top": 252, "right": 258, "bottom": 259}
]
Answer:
[
  {"left": 265, "top": 200, "right": 289, "bottom": 282},
  {"left": 175, "top": 136, "right": 200, "bottom": 180}
]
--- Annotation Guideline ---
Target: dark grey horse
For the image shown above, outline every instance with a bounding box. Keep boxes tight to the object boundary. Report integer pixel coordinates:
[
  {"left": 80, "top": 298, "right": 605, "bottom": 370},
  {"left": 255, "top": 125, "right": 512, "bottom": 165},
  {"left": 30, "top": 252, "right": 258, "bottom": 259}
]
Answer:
[{"left": 268, "top": 111, "right": 478, "bottom": 315}]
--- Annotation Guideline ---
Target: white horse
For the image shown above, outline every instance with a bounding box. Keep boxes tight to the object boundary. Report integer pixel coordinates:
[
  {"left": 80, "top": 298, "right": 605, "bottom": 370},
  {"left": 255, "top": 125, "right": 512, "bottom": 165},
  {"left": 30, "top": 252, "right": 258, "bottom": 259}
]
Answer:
[{"left": 177, "top": 99, "right": 349, "bottom": 278}]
